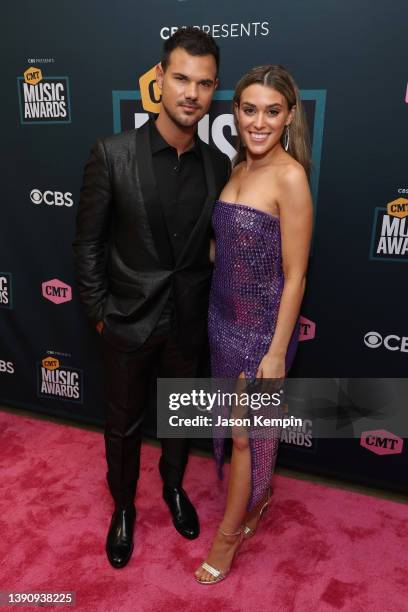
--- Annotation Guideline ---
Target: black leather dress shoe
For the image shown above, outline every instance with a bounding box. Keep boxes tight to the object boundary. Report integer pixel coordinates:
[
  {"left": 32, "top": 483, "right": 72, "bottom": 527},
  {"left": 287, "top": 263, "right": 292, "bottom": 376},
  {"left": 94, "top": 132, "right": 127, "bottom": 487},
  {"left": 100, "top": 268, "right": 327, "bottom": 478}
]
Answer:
[
  {"left": 106, "top": 504, "right": 136, "bottom": 569},
  {"left": 163, "top": 486, "right": 199, "bottom": 539}
]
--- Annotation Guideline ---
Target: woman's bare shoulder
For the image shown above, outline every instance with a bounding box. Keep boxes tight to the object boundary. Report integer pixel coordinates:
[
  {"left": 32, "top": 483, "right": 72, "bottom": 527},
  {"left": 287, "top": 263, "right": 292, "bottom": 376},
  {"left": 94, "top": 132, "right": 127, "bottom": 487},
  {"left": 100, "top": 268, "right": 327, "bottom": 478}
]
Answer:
[{"left": 274, "top": 156, "right": 308, "bottom": 187}]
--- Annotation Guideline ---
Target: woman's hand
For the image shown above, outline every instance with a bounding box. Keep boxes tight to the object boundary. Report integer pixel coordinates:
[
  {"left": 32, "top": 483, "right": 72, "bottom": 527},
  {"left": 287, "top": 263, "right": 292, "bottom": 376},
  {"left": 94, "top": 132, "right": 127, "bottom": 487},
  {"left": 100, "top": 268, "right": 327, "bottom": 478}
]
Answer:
[{"left": 256, "top": 352, "right": 285, "bottom": 379}]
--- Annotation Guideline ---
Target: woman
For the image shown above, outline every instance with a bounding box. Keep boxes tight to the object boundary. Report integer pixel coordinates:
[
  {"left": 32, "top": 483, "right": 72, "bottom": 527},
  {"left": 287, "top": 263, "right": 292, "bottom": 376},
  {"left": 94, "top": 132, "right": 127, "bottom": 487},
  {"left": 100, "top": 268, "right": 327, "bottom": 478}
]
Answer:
[{"left": 195, "top": 65, "right": 313, "bottom": 584}]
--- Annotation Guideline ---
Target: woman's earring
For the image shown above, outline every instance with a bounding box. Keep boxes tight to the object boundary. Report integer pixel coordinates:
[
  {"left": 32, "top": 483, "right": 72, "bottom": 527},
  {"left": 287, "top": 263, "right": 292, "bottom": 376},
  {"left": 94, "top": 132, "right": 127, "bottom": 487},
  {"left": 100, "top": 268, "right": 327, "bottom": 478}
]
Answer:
[{"left": 283, "top": 125, "right": 290, "bottom": 151}]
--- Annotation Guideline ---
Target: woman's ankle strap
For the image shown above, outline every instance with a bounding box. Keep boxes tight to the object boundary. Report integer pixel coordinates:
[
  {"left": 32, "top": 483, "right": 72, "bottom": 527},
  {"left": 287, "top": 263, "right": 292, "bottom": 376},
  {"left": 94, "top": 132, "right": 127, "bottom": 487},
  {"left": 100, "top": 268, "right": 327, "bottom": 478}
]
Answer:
[{"left": 218, "top": 525, "right": 242, "bottom": 537}]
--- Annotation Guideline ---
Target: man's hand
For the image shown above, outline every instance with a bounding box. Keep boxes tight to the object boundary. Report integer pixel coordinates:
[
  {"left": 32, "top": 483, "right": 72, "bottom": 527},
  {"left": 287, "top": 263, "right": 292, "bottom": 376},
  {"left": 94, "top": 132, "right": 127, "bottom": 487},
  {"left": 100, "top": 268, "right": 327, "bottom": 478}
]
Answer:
[{"left": 96, "top": 320, "right": 104, "bottom": 335}]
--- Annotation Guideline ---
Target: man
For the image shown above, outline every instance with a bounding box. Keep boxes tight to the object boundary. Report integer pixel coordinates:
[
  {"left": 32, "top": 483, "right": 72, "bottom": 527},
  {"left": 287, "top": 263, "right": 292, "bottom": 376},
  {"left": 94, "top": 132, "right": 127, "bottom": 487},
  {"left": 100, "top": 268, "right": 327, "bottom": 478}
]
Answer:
[{"left": 73, "top": 27, "right": 230, "bottom": 569}]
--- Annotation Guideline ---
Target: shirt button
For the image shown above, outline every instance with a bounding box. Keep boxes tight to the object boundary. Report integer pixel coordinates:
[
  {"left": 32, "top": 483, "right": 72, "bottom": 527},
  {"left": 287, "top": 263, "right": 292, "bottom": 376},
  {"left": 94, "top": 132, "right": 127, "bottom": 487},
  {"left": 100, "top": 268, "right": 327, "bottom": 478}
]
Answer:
[
  {"left": 173, "top": 164, "right": 180, "bottom": 172},
  {"left": 173, "top": 232, "right": 179, "bottom": 238}
]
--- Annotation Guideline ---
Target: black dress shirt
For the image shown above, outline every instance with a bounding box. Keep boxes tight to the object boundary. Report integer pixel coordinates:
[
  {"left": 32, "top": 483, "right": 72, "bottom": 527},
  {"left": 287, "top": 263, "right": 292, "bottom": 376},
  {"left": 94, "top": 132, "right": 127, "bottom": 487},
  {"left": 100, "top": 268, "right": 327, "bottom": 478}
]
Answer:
[{"left": 150, "top": 119, "right": 207, "bottom": 331}]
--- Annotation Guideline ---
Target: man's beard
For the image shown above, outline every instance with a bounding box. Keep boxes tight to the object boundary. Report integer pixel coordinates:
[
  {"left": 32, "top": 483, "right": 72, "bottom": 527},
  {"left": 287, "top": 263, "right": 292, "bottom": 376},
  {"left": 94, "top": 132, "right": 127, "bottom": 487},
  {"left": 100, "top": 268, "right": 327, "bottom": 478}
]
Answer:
[{"left": 162, "top": 100, "right": 203, "bottom": 129}]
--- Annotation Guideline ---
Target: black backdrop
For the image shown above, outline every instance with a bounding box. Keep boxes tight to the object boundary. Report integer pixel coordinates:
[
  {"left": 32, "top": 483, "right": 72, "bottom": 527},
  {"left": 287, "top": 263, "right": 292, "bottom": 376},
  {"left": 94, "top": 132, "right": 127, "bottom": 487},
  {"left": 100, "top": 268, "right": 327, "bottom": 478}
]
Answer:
[{"left": 1, "top": 1, "right": 407, "bottom": 493}]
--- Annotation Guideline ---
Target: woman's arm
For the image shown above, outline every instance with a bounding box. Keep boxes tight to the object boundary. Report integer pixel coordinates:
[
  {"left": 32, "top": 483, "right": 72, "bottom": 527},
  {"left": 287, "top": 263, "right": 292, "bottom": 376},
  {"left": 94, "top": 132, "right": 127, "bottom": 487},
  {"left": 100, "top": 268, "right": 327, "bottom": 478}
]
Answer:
[{"left": 257, "top": 165, "right": 313, "bottom": 378}]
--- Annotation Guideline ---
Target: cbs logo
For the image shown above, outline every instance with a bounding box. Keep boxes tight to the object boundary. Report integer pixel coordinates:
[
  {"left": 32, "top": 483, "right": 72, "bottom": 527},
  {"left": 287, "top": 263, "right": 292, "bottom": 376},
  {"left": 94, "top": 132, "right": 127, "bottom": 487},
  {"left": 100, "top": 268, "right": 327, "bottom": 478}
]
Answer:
[
  {"left": 30, "top": 189, "right": 73, "bottom": 207},
  {"left": 364, "top": 331, "right": 408, "bottom": 353},
  {"left": 0, "top": 360, "right": 14, "bottom": 374}
]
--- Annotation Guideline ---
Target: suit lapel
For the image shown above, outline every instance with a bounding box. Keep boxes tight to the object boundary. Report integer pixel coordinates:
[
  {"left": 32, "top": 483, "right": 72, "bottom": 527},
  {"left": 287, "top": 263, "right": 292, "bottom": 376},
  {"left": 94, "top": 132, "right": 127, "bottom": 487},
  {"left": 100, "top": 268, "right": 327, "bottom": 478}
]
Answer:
[
  {"left": 176, "top": 139, "right": 217, "bottom": 266},
  {"left": 135, "top": 121, "right": 174, "bottom": 268}
]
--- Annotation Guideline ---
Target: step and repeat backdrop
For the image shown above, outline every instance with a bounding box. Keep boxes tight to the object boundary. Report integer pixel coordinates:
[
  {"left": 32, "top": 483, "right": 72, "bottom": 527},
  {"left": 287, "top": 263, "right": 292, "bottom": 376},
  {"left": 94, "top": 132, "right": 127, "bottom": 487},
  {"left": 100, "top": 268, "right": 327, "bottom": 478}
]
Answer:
[{"left": 1, "top": 1, "right": 407, "bottom": 492}]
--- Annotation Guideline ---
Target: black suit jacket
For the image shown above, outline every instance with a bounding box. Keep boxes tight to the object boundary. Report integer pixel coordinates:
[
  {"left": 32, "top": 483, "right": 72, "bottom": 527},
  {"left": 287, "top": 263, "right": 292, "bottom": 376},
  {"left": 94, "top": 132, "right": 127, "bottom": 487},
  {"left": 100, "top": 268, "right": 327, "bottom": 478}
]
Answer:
[{"left": 73, "top": 119, "right": 231, "bottom": 354}]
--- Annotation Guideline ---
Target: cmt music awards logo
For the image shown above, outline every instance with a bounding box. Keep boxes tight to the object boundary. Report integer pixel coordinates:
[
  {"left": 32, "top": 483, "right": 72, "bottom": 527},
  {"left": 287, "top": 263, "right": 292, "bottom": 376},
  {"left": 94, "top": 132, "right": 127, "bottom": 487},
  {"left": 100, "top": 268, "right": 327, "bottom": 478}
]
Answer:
[
  {"left": 112, "top": 66, "right": 325, "bottom": 204},
  {"left": 280, "top": 405, "right": 314, "bottom": 450},
  {"left": 37, "top": 354, "right": 83, "bottom": 403},
  {"left": 370, "top": 197, "right": 408, "bottom": 261},
  {"left": 0, "top": 273, "right": 12, "bottom": 309},
  {"left": 360, "top": 429, "right": 403, "bottom": 456},
  {"left": 17, "top": 66, "right": 71, "bottom": 124}
]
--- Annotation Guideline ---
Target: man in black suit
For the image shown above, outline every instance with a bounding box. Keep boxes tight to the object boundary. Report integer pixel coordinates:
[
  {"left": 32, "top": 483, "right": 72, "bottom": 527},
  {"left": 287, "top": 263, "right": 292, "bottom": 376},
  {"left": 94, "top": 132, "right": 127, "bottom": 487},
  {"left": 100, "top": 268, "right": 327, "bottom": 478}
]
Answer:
[{"left": 73, "top": 28, "right": 230, "bottom": 568}]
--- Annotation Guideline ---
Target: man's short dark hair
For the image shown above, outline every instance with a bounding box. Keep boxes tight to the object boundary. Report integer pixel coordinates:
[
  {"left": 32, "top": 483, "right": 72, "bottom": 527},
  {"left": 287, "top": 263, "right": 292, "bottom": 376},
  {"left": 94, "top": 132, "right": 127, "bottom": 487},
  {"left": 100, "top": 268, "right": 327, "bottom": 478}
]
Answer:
[{"left": 161, "top": 27, "right": 220, "bottom": 73}]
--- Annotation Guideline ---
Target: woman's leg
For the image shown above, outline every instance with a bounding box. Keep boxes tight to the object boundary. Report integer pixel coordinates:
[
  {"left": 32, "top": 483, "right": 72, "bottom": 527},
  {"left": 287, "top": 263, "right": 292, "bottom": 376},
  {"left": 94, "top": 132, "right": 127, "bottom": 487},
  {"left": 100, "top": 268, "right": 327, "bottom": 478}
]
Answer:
[
  {"left": 242, "top": 488, "right": 271, "bottom": 535},
  {"left": 195, "top": 430, "right": 251, "bottom": 582}
]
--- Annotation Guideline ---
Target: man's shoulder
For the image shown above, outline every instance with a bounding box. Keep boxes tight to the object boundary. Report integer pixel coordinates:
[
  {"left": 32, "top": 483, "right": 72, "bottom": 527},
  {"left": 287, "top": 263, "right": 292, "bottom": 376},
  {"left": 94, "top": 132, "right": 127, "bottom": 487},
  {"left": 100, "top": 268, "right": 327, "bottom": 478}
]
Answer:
[
  {"left": 92, "top": 123, "right": 151, "bottom": 160},
  {"left": 99, "top": 128, "right": 137, "bottom": 151}
]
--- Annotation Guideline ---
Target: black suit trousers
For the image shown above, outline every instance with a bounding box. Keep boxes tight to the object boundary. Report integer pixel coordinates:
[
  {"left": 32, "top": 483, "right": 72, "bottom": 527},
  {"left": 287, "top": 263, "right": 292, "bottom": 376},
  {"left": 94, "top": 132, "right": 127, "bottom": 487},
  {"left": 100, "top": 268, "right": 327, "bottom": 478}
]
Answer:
[{"left": 102, "top": 321, "right": 199, "bottom": 507}]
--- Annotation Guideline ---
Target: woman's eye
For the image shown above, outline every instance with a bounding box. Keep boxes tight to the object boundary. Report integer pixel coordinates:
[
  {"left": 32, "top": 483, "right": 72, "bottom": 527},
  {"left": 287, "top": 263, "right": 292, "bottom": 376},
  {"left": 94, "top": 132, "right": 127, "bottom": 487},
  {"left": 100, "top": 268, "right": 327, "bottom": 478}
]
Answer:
[{"left": 243, "top": 108, "right": 254, "bottom": 115}]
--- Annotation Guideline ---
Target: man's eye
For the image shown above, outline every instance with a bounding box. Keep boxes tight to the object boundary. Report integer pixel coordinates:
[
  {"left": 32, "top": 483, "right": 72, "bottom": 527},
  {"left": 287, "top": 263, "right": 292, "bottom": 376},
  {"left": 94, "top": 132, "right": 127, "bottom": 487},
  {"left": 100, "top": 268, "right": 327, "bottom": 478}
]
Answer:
[
  {"left": 175, "top": 76, "right": 186, "bottom": 81},
  {"left": 201, "top": 82, "right": 211, "bottom": 88}
]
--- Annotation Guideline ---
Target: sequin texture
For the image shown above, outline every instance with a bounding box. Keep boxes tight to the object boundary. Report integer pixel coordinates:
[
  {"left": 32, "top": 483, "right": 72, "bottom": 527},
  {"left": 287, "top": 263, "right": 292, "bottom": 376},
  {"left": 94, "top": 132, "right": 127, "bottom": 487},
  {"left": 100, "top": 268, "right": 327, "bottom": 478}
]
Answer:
[{"left": 208, "top": 200, "right": 299, "bottom": 510}]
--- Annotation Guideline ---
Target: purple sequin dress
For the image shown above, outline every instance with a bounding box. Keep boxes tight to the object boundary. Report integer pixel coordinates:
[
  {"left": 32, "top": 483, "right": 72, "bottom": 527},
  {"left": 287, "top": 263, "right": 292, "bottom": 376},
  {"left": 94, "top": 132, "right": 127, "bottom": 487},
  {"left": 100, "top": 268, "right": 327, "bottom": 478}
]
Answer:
[{"left": 208, "top": 199, "right": 299, "bottom": 510}]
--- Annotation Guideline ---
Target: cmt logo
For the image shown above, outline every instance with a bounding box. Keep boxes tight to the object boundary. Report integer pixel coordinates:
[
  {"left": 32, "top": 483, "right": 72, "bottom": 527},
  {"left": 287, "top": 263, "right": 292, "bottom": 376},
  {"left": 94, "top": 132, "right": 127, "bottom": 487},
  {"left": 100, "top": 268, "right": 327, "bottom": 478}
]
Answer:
[
  {"left": 24, "top": 67, "right": 43, "bottom": 85},
  {"left": 360, "top": 429, "right": 404, "bottom": 456},
  {"left": 387, "top": 198, "right": 408, "bottom": 218},
  {"left": 299, "top": 316, "right": 316, "bottom": 341},
  {"left": 0, "top": 360, "right": 14, "bottom": 374},
  {"left": 42, "top": 357, "right": 60, "bottom": 370},
  {"left": 364, "top": 331, "right": 408, "bottom": 353},
  {"left": 30, "top": 189, "right": 73, "bottom": 207},
  {"left": 42, "top": 279, "right": 72, "bottom": 304},
  {"left": 139, "top": 65, "right": 161, "bottom": 114}
]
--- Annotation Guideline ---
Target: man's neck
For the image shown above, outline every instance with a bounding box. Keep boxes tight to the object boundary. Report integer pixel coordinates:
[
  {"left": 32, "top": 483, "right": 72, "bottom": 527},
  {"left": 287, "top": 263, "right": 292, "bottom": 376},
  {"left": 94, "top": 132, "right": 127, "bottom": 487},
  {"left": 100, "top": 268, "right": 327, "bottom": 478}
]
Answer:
[{"left": 155, "top": 110, "right": 197, "bottom": 156}]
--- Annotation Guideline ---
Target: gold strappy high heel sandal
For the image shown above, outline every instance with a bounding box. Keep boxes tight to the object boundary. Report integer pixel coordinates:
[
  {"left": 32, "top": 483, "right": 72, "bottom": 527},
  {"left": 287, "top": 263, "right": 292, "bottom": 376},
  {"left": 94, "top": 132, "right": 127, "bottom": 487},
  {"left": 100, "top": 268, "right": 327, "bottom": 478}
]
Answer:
[
  {"left": 243, "top": 487, "right": 272, "bottom": 539},
  {"left": 195, "top": 526, "right": 243, "bottom": 585}
]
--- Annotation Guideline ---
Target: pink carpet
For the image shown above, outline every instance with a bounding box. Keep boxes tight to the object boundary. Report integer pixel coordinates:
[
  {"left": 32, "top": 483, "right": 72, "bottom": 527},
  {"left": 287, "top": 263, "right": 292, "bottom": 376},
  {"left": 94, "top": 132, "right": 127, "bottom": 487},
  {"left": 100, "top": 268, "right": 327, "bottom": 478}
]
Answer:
[{"left": 0, "top": 411, "right": 407, "bottom": 612}]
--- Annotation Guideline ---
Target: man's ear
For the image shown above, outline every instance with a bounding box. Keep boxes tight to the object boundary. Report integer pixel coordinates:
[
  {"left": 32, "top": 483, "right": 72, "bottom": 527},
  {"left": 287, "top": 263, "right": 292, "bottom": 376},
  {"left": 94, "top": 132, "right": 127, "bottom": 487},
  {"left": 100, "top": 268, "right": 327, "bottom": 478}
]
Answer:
[
  {"left": 156, "top": 63, "right": 164, "bottom": 91},
  {"left": 214, "top": 77, "right": 219, "bottom": 91}
]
